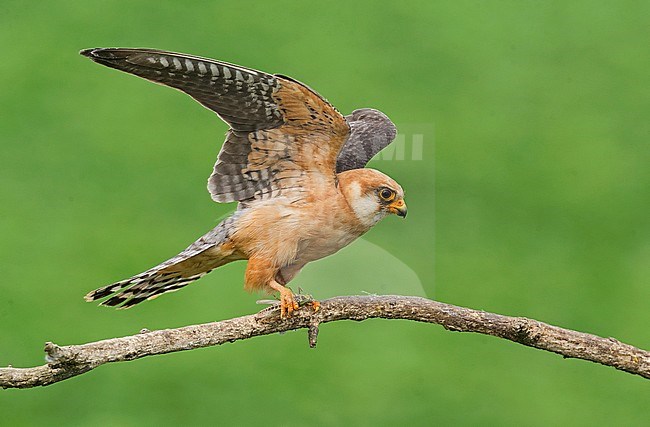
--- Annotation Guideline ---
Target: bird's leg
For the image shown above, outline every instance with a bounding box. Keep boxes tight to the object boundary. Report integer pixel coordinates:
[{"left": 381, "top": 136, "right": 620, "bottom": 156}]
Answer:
[{"left": 268, "top": 279, "right": 299, "bottom": 318}]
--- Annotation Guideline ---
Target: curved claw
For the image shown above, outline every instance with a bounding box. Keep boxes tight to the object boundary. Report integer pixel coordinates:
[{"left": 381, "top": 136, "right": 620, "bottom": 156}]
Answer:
[
  {"left": 279, "top": 287, "right": 299, "bottom": 318},
  {"left": 267, "top": 280, "right": 299, "bottom": 319}
]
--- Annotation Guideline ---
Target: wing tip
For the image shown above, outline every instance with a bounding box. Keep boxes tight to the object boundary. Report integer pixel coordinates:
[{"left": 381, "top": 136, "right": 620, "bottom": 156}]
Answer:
[
  {"left": 79, "top": 47, "right": 96, "bottom": 57},
  {"left": 80, "top": 48, "right": 113, "bottom": 60}
]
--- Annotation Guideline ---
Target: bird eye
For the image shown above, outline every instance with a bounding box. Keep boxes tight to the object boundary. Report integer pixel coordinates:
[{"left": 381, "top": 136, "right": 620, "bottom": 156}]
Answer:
[{"left": 379, "top": 188, "right": 395, "bottom": 201}]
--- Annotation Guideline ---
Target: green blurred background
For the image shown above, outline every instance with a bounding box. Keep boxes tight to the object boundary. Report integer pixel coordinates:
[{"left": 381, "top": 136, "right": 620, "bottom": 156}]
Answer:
[{"left": 1, "top": 0, "right": 649, "bottom": 425}]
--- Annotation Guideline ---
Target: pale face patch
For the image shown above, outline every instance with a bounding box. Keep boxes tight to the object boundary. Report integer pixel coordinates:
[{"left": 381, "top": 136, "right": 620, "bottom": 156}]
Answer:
[{"left": 347, "top": 182, "right": 386, "bottom": 227}]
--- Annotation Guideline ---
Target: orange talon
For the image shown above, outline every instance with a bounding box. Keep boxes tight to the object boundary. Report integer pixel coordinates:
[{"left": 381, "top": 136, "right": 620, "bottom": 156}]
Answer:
[
  {"left": 267, "top": 279, "right": 299, "bottom": 319},
  {"left": 266, "top": 280, "right": 320, "bottom": 319},
  {"left": 279, "top": 285, "right": 297, "bottom": 318}
]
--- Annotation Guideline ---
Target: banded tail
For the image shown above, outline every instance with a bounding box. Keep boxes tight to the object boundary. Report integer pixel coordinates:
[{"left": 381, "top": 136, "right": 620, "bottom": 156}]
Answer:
[{"left": 86, "top": 214, "right": 243, "bottom": 308}]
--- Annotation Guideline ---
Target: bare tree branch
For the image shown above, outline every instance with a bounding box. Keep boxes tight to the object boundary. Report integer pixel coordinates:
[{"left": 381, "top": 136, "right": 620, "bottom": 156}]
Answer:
[{"left": 1, "top": 295, "right": 648, "bottom": 389}]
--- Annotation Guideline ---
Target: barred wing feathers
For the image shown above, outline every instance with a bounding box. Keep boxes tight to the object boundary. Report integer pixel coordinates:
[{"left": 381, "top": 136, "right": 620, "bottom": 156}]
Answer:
[{"left": 81, "top": 48, "right": 349, "bottom": 205}]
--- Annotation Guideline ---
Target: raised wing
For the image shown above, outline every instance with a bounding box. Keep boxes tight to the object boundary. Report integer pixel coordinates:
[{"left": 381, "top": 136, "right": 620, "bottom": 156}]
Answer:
[
  {"left": 81, "top": 48, "right": 349, "bottom": 203},
  {"left": 336, "top": 108, "right": 397, "bottom": 173},
  {"left": 209, "top": 76, "right": 349, "bottom": 203}
]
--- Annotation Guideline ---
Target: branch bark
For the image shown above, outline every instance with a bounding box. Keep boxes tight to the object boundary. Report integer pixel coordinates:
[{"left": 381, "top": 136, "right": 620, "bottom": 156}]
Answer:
[{"left": 1, "top": 295, "right": 648, "bottom": 389}]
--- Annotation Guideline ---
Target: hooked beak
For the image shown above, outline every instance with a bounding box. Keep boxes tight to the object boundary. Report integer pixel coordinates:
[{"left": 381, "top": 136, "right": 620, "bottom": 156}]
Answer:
[{"left": 388, "top": 199, "right": 407, "bottom": 218}]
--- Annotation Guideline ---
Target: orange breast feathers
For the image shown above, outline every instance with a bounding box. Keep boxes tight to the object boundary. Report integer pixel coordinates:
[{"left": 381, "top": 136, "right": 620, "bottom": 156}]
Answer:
[{"left": 230, "top": 187, "right": 362, "bottom": 292}]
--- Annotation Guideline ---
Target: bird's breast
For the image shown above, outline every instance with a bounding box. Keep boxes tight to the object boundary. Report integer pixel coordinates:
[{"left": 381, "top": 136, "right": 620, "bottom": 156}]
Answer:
[
  {"left": 233, "top": 192, "right": 367, "bottom": 266},
  {"left": 297, "top": 227, "right": 359, "bottom": 261}
]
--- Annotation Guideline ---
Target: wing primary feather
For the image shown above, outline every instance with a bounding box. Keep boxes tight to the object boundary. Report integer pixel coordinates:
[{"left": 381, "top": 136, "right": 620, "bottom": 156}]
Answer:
[
  {"left": 82, "top": 48, "right": 353, "bottom": 205},
  {"left": 80, "top": 48, "right": 283, "bottom": 132},
  {"left": 336, "top": 108, "right": 397, "bottom": 172}
]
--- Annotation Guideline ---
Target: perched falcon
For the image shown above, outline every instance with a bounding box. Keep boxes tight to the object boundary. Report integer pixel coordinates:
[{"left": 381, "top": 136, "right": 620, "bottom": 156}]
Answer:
[{"left": 81, "top": 48, "right": 407, "bottom": 317}]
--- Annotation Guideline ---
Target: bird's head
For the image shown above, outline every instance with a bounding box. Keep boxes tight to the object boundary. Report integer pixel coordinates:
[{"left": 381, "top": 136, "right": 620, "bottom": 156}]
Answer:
[{"left": 338, "top": 168, "right": 407, "bottom": 228}]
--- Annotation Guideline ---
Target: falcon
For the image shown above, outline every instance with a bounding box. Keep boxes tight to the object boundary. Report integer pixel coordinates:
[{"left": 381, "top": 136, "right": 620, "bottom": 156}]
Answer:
[{"left": 81, "top": 48, "right": 407, "bottom": 317}]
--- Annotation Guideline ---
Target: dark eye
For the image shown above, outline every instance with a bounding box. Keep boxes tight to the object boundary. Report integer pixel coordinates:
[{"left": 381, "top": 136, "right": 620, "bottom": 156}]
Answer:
[{"left": 379, "top": 188, "right": 395, "bottom": 201}]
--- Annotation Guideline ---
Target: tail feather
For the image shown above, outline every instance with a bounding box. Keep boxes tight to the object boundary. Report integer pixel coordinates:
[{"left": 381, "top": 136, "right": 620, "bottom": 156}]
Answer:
[{"left": 85, "top": 214, "right": 243, "bottom": 308}]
